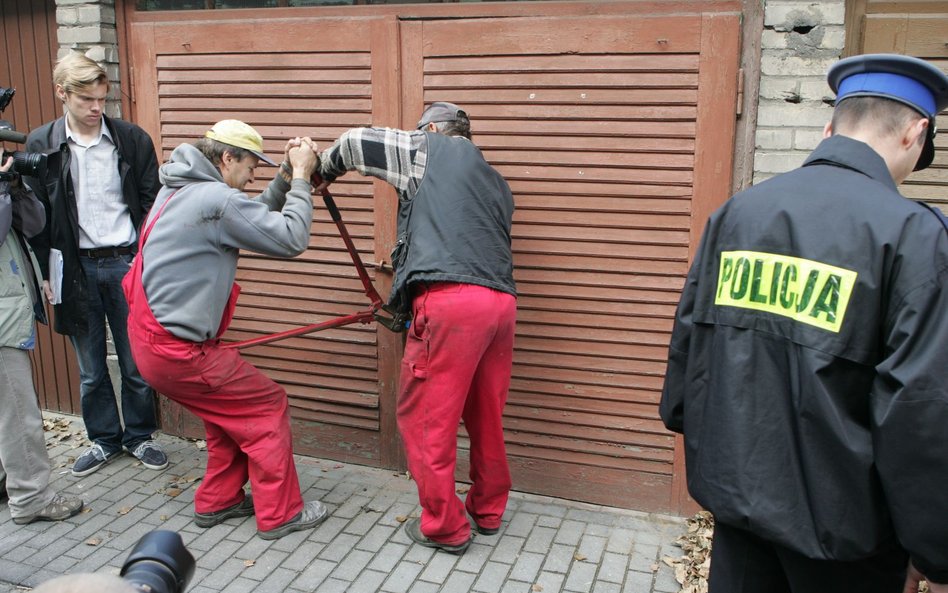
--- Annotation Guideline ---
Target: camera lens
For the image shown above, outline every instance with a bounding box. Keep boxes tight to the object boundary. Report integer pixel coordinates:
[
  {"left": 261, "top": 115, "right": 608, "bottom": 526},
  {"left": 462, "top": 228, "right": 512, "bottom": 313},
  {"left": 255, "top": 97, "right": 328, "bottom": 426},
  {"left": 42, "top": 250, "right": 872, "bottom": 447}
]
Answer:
[
  {"left": 120, "top": 531, "right": 195, "bottom": 593},
  {"left": 11, "top": 150, "right": 46, "bottom": 178}
]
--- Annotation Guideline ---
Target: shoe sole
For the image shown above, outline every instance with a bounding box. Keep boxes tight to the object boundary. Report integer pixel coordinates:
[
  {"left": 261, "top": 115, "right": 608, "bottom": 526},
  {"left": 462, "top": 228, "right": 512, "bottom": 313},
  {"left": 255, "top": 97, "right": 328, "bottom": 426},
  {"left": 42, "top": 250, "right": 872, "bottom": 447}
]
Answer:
[
  {"left": 12, "top": 501, "right": 84, "bottom": 525},
  {"left": 257, "top": 509, "right": 329, "bottom": 540},
  {"left": 71, "top": 454, "right": 117, "bottom": 477},
  {"left": 474, "top": 525, "right": 500, "bottom": 536},
  {"left": 195, "top": 499, "right": 255, "bottom": 528},
  {"left": 136, "top": 459, "right": 169, "bottom": 471},
  {"left": 406, "top": 519, "right": 471, "bottom": 554}
]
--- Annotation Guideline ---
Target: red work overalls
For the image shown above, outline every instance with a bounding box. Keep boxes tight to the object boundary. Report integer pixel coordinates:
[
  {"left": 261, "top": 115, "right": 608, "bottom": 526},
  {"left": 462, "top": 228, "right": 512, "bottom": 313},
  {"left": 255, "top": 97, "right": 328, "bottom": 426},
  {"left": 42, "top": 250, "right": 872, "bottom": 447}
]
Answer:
[{"left": 123, "top": 194, "right": 304, "bottom": 531}]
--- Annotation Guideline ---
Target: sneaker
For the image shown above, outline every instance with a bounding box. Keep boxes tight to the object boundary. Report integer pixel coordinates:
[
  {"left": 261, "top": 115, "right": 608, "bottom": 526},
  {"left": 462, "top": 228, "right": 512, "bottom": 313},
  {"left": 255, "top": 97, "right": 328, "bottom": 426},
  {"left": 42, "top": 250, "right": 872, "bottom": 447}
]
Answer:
[
  {"left": 472, "top": 521, "right": 500, "bottom": 536},
  {"left": 128, "top": 440, "right": 169, "bottom": 471},
  {"left": 71, "top": 443, "right": 119, "bottom": 477},
  {"left": 405, "top": 518, "right": 471, "bottom": 554},
  {"left": 257, "top": 500, "right": 329, "bottom": 540},
  {"left": 194, "top": 494, "right": 255, "bottom": 528},
  {"left": 12, "top": 494, "right": 83, "bottom": 525}
]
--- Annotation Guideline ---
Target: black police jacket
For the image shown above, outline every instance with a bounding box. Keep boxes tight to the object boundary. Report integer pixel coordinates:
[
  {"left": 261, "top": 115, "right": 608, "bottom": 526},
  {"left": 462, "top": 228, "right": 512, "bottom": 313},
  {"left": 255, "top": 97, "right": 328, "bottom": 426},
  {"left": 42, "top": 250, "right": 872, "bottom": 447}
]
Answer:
[
  {"left": 660, "top": 135, "right": 948, "bottom": 582},
  {"left": 24, "top": 115, "right": 159, "bottom": 336}
]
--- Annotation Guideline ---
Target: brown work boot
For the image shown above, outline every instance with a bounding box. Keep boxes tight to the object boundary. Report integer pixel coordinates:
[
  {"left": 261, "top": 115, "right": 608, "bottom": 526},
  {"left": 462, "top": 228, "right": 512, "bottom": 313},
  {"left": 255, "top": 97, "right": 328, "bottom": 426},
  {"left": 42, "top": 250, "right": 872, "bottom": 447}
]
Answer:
[{"left": 12, "top": 494, "right": 83, "bottom": 525}]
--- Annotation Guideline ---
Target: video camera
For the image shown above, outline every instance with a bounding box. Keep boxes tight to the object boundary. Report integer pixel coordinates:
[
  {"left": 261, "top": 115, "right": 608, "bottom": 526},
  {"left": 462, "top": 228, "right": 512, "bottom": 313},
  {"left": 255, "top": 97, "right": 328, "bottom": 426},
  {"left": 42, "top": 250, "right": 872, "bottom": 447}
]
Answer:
[
  {"left": 120, "top": 530, "right": 196, "bottom": 593},
  {"left": 0, "top": 86, "right": 47, "bottom": 181}
]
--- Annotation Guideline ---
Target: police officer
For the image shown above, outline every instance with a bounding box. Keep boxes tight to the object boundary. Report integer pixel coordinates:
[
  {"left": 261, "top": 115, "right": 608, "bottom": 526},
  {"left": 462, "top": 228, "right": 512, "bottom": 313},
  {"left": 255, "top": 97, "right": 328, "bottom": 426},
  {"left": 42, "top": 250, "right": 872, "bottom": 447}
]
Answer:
[{"left": 660, "top": 54, "right": 948, "bottom": 593}]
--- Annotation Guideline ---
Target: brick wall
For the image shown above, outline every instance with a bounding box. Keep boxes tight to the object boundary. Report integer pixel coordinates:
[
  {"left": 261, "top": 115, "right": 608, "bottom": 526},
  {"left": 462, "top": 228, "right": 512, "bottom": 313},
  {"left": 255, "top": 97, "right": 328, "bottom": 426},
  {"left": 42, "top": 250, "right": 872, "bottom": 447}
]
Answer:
[
  {"left": 54, "top": 0, "right": 121, "bottom": 118},
  {"left": 753, "top": 0, "right": 846, "bottom": 184}
]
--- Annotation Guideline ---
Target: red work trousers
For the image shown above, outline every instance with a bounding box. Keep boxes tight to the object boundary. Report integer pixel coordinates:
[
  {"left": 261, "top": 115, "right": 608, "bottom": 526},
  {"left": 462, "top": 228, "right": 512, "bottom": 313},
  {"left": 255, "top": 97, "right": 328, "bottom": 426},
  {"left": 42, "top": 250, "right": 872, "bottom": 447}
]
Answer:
[
  {"left": 128, "top": 326, "right": 303, "bottom": 531},
  {"left": 399, "top": 282, "right": 516, "bottom": 545}
]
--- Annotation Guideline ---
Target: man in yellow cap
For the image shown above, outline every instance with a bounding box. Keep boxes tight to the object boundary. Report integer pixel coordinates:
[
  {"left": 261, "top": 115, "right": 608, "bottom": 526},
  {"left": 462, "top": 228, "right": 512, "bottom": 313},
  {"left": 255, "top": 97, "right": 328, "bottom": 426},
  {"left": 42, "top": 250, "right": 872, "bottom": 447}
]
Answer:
[
  {"left": 661, "top": 54, "right": 948, "bottom": 592},
  {"left": 123, "top": 119, "right": 328, "bottom": 540}
]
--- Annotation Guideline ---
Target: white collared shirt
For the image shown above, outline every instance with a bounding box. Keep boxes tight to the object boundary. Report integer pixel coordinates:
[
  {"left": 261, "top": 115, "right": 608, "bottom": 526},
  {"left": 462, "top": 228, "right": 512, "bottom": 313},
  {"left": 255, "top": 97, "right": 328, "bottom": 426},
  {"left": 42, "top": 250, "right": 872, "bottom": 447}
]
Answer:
[{"left": 65, "top": 118, "right": 136, "bottom": 249}]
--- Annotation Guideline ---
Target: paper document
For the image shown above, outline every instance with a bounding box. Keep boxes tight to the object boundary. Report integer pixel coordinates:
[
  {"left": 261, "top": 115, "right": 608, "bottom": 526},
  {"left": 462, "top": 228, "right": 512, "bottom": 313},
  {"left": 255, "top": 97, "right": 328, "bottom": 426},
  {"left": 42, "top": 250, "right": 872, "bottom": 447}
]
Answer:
[{"left": 48, "top": 248, "right": 63, "bottom": 305}]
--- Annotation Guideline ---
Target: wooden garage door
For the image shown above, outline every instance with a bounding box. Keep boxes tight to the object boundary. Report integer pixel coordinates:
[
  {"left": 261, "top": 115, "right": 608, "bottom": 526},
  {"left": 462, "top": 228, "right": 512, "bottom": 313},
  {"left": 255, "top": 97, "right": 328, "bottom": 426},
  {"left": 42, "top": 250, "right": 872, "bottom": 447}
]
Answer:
[
  {"left": 402, "top": 14, "right": 740, "bottom": 511},
  {"left": 125, "top": 4, "right": 740, "bottom": 513},
  {"left": 127, "top": 16, "right": 403, "bottom": 465}
]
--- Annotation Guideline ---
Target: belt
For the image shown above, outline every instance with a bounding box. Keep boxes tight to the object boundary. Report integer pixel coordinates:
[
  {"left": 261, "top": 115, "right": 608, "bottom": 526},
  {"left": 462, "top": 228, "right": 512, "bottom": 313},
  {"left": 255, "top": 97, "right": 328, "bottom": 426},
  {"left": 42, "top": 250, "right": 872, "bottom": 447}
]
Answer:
[{"left": 78, "top": 245, "right": 135, "bottom": 258}]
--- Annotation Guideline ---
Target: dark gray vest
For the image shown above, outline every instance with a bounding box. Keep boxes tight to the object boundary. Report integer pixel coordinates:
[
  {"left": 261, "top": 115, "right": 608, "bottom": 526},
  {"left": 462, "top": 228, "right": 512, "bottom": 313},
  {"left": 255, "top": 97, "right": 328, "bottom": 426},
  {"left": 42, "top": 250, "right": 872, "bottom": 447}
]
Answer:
[{"left": 388, "top": 133, "right": 515, "bottom": 315}]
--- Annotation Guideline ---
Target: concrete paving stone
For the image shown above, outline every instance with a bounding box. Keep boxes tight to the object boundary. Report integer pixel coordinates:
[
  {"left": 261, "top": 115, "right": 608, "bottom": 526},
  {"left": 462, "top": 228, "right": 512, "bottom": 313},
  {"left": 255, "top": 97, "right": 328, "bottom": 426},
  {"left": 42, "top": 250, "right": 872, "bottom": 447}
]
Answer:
[
  {"left": 417, "top": 547, "right": 459, "bottom": 584},
  {"left": 452, "top": 541, "right": 489, "bottom": 573},
  {"left": 195, "top": 539, "right": 242, "bottom": 571},
  {"left": 585, "top": 523, "right": 613, "bottom": 538},
  {"left": 344, "top": 508, "right": 384, "bottom": 536},
  {"left": 310, "top": 516, "right": 348, "bottom": 544},
  {"left": 598, "top": 552, "right": 630, "bottom": 584},
  {"left": 593, "top": 580, "right": 622, "bottom": 593},
  {"left": 321, "top": 481, "right": 363, "bottom": 505},
  {"left": 78, "top": 542, "right": 126, "bottom": 573},
  {"left": 513, "top": 499, "right": 568, "bottom": 518},
  {"left": 536, "top": 514, "right": 563, "bottom": 529},
  {"left": 318, "top": 533, "right": 361, "bottom": 563},
  {"left": 563, "top": 559, "right": 597, "bottom": 593},
  {"left": 22, "top": 520, "right": 77, "bottom": 548},
  {"left": 347, "top": 568, "right": 388, "bottom": 593},
  {"left": 269, "top": 524, "right": 316, "bottom": 553},
  {"left": 488, "top": 535, "right": 524, "bottom": 565},
  {"left": 188, "top": 566, "right": 212, "bottom": 589},
  {"left": 235, "top": 530, "right": 279, "bottom": 560},
  {"left": 188, "top": 523, "right": 239, "bottom": 552},
  {"left": 184, "top": 586, "right": 218, "bottom": 593},
  {"left": 440, "top": 570, "right": 477, "bottom": 593},
  {"left": 497, "top": 580, "right": 534, "bottom": 593},
  {"left": 471, "top": 560, "right": 510, "bottom": 592},
  {"left": 541, "top": 542, "right": 577, "bottom": 574},
  {"left": 2, "top": 547, "right": 34, "bottom": 564},
  {"left": 508, "top": 551, "right": 544, "bottom": 583},
  {"left": 606, "top": 528, "right": 634, "bottom": 555},
  {"left": 566, "top": 508, "right": 618, "bottom": 528},
  {"left": 330, "top": 549, "right": 374, "bottom": 581},
  {"left": 504, "top": 512, "right": 538, "bottom": 538},
  {"left": 207, "top": 556, "right": 255, "bottom": 589},
  {"left": 380, "top": 560, "right": 425, "bottom": 593},
  {"left": 223, "top": 515, "right": 258, "bottom": 543},
  {"left": 407, "top": 580, "right": 441, "bottom": 593},
  {"left": 355, "top": 524, "right": 398, "bottom": 553},
  {"left": 577, "top": 533, "right": 608, "bottom": 564},
  {"left": 628, "top": 544, "right": 659, "bottom": 573},
  {"left": 623, "top": 570, "right": 656, "bottom": 593},
  {"left": 553, "top": 519, "right": 585, "bottom": 546},
  {"left": 534, "top": 571, "right": 566, "bottom": 593},
  {"left": 289, "top": 558, "right": 336, "bottom": 592},
  {"left": 62, "top": 508, "right": 119, "bottom": 543},
  {"left": 254, "top": 566, "right": 300, "bottom": 593},
  {"left": 36, "top": 555, "right": 77, "bottom": 575},
  {"left": 315, "top": 577, "right": 349, "bottom": 593},
  {"left": 334, "top": 495, "right": 374, "bottom": 520},
  {"left": 0, "top": 558, "right": 36, "bottom": 586},
  {"left": 236, "top": 548, "right": 289, "bottom": 581},
  {"left": 380, "top": 504, "right": 420, "bottom": 528},
  {"left": 652, "top": 565, "right": 680, "bottom": 593},
  {"left": 282, "top": 541, "right": 326, "bottom": 571},
  {"left": 18, "top": 568, "right": 62, "bottom": 588},
  {"left": 367, "top": 541, "right": 410, "bottom": 573}
]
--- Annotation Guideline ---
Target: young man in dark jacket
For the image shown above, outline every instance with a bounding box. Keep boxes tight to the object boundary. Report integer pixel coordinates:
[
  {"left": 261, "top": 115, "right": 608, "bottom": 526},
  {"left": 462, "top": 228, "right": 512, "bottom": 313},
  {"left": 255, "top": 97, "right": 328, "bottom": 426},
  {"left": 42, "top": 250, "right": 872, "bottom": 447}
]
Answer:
[
  {"left": 660, "top": 54, "right": 948, "bottom": 592},
  {"left": 317, "top": 103, "right": 517, "bottom": 554},
  {"left": 25, "top": 52, "right": 166, "bottom": 477}
]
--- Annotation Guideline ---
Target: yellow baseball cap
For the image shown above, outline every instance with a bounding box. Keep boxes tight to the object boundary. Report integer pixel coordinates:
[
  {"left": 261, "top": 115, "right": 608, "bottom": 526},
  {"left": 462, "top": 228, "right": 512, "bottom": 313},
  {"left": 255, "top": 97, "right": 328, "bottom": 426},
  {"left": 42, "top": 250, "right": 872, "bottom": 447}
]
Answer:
[{"left": 204, "top": 119, "right": 277, "bottom": 166}]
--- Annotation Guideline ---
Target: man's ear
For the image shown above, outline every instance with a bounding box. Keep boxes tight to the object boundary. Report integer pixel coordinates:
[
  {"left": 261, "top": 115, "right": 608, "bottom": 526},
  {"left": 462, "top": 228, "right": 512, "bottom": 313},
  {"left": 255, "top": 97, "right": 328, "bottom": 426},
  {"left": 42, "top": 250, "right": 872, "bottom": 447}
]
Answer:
[
  {"left": 426, "top": 122, "right": 438, "bottom": 133},
  {"left": 905, "top": 117, "right": 929, "bottom": 149},
  {"left": 822, "top": 121, "right": 833, "bottom": 139}
]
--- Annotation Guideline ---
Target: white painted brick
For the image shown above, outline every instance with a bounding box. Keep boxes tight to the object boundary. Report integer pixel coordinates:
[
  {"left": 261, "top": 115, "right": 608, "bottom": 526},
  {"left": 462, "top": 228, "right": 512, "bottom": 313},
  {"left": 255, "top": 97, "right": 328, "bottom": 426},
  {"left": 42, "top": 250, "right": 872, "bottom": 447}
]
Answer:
[
  {"left": 753, "top": 171, "right": 777, "bottom": 185},
  {"left": 58, "top": 26, "right": 116, "bottom": 45},
  {"left": 765, "top": 1, "right": 845, "bottom": 29},
  {"left": 78, "top": 5, "right": 115, "bottom": 26},
  {"left": 757, "top": 100, "right": 833, "bottom": 128},
  {"left": 56, "top": 7, "right": 78, "bottom": 25},
  {"left": 799, "top": 79, "right": 833, "bottom": 102},
  {"left": 754, "top": 151, "right": 809, "bottom": 174},
  {"left": 819, "top": 26, "right": 846, "bottom": 50},
  {"left": 794, "top": 129, "right": 826, "bottom": 150},
  {"left": 756, "top": 128, "right": 794, "bottom": 150},
  {"left": 761, "top": 29, "right": 788, "bottom": 50},
  {"left": 761, "top": 53, "right": 839, "bottom": 77},
  {"left": 759, "top": 78, "right": 800, "bottom": 101}
]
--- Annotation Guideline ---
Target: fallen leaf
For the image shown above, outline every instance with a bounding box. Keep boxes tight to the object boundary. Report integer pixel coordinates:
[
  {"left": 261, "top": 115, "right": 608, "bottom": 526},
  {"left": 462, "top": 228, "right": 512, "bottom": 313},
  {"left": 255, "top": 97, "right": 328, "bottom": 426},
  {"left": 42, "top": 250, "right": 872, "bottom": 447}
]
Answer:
[
  {"left": 456, "top": 485, "right": 471, "bottom": 494},
  {"left": 118, "top": 507, "right": 132, "bottom": 515},
  {"left": 159, "top": 515, "right": 168, "bottom": 521},
  {"left": 243, "top": 559, "right": 255, "bottom": 568},
  {"left": 86, "top": 537, "right": 101, "bottom": 546},
  {"left": 573, "top": 553, "right": 587, "bottom": 562},
  {"left": 194, "top": 440, "right": 207, "bottom": 451},
  {"left": 531, "top": 585, "right": 543, "bottom": 592},
  {"left": 165, "top": 488, "right": 182, "bottom": 497},
  {"left": 395, "top": 515, "right": 408, "bottom": 523}
]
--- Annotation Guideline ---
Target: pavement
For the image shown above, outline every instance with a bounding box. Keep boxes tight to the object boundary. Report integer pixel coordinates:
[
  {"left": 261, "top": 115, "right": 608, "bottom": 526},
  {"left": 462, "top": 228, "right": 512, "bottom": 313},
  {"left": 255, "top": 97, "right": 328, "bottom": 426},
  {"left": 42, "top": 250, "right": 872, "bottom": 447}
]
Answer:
[{"left": 0, "top": 412, "right": 687, "bottom": 593}]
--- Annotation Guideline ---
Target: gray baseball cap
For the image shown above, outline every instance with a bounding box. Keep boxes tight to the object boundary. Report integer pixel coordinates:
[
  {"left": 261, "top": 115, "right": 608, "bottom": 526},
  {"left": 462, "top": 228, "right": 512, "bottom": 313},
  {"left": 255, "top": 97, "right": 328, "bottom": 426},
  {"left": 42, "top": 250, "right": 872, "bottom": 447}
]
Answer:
[{"left": 416, "top": 102, "right": 468, "bottom": 129}]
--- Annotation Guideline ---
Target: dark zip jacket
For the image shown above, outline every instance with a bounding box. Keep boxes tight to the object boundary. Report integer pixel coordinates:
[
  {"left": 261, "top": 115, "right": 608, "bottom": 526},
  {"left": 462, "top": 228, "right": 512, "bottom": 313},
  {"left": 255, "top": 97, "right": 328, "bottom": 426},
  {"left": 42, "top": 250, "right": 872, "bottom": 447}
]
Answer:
[
  {"left": 390, "top": 132, "right": 515, "bottom": 314},
  {"left": 24, "top": 115, "right": 159, "bottom": 335},
  {"left": 660, "top": 135, "right": 948, "bottom": 582}
]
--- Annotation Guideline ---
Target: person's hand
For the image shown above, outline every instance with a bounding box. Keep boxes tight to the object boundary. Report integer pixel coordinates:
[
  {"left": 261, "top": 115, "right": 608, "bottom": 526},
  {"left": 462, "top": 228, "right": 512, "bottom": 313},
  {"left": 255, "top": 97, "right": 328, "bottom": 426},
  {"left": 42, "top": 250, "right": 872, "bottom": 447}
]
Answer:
[
  {"left": 0, "top": 155, "right": 12, "bottom": 173},
  {"left": 287, "top": 137, "right": 318, "bottom": 180},
  {"left": 283, "top": 137, "right": 303, "bottom": 163},
  {"left": 904, "top": 561, "right": 948, "bottom": 593},
  {"left": 42, "top": 280, "right": 53, "bottom": 304}
]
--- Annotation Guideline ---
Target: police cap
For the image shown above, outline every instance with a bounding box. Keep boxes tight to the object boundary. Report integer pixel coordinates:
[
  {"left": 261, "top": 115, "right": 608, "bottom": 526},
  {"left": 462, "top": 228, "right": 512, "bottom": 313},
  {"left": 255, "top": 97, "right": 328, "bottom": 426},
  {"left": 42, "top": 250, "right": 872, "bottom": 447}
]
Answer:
[{"left": 828, "top": 53, "right": 948, "bottom": 171}]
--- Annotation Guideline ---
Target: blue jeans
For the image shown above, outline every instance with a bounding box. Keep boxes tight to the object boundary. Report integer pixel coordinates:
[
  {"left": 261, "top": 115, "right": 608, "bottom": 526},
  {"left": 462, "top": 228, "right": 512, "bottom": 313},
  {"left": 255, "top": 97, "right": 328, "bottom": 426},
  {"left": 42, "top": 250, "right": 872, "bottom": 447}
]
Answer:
[{"left": 70, "top": 253, "right": 157, "bottom": 454}]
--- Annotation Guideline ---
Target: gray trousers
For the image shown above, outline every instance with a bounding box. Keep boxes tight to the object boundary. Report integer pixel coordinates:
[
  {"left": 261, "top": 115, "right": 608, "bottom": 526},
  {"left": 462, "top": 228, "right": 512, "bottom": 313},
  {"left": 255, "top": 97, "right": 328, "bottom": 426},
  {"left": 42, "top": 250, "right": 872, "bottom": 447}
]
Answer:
[{"left": 0, "top": 346, "right": 55, "bottom": 518}]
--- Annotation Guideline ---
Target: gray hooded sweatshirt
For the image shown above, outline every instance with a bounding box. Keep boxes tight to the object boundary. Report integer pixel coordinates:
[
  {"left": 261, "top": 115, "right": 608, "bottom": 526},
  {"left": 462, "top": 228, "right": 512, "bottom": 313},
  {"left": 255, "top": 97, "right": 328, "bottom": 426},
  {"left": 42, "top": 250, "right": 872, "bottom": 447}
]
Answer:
[{"left": 141, "top": 143, "right": 313, "bottom": 342}]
